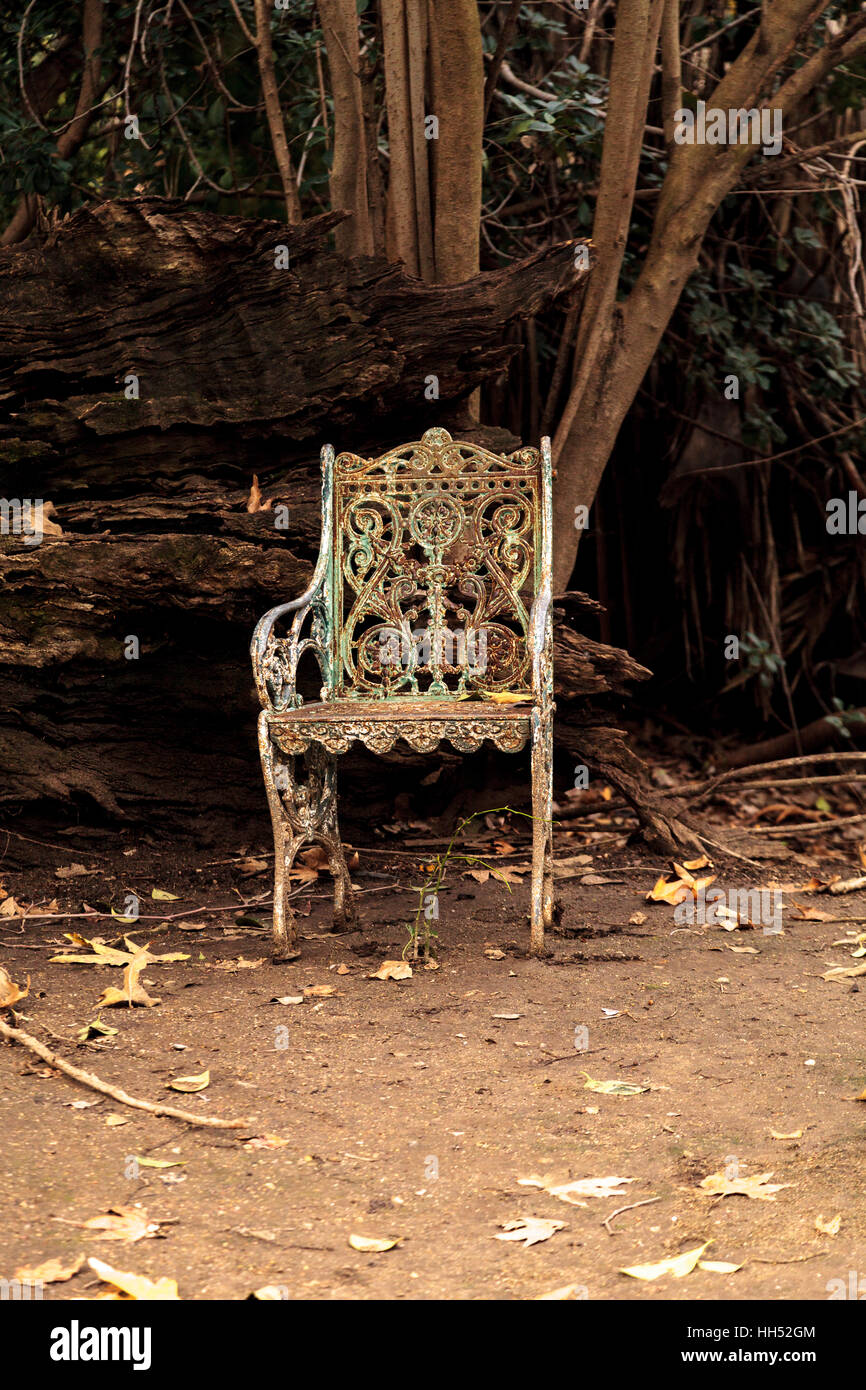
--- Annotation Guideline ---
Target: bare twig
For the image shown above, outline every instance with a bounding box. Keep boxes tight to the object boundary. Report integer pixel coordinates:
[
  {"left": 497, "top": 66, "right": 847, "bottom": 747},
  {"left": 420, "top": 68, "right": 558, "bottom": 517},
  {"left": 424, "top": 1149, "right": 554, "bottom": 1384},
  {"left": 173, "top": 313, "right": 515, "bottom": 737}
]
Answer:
[
  {"left": 603, "top": 1196, "right": 661, "bottom": 1234},
  {"left": 0, "top": 1017, "right": 249, "bottom": 1128}
]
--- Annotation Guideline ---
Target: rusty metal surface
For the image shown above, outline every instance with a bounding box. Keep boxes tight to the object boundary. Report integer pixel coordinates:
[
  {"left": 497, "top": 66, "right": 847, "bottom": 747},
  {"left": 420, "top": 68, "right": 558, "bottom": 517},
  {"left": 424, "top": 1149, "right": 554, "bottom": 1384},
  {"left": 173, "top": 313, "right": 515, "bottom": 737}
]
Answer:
[{"left": 251, "top": 428, "right": 554, "bottom": 957}]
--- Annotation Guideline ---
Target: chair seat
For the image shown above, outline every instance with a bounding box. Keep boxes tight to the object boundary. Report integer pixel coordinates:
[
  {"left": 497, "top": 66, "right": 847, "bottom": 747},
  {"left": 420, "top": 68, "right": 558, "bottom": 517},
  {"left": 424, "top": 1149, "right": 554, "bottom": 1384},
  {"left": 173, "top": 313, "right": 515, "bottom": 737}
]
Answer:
[{"left": 267, "top": 698, "right": 534, "bottom": 756}]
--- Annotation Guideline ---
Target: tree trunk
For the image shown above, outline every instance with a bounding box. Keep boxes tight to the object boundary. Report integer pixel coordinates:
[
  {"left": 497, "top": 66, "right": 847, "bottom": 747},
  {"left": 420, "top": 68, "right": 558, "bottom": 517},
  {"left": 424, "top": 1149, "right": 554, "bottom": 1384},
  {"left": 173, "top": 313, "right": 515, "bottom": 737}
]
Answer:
[
  {"left": 318, "top": 0, "right": 375, "bottom": 256},
  {"left": 428, "top": 0, "right": 484, "bottom": 284}
]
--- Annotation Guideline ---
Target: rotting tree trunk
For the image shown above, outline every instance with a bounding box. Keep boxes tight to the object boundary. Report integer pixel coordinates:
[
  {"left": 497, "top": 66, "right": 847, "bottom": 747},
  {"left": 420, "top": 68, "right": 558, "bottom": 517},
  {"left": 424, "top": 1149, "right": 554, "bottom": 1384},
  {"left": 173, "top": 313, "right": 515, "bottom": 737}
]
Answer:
[{"left": 0, "top": 196, "right": 610, "bottom": 841}]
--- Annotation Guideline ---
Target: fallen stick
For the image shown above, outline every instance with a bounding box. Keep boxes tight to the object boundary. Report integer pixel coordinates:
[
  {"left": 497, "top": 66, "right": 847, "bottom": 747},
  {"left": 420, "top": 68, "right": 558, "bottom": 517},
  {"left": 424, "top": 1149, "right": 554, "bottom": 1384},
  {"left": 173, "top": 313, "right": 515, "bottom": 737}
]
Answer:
[
  {"left": 0, "top": 1018, "right": 249, "bottom": 1129},
  {"left": 695, "top": 833, "right": 761, "bottom": 868},
  {"left": 603, "top": 1196, "right": 661, "bottom": 1234},
  {"left": 750, "top": 811, "right": 866, "bottom": 836}
]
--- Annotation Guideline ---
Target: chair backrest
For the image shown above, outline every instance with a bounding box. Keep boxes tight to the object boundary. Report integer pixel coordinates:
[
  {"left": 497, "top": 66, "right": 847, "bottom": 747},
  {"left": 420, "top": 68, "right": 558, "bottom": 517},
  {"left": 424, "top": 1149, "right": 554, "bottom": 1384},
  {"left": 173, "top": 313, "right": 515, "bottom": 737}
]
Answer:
[{"left": 329, "top": 427, "right": 550, "bottom": 699}]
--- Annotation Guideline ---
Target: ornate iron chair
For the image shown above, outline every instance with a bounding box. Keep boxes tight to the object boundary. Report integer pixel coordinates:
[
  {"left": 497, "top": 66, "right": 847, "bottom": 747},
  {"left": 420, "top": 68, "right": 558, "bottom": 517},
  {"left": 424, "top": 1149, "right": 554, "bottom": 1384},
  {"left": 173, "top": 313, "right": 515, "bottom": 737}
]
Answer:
[{"left": 251, "top": 427, "right": 554, "bottom": 960}]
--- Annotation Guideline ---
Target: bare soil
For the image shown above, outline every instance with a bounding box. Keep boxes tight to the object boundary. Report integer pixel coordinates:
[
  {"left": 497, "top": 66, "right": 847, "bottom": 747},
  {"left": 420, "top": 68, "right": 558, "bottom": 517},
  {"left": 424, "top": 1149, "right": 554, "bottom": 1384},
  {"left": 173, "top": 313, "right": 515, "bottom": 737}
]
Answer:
[{"left": 2, "top": 816, "right": 864, "bottom": 1301}]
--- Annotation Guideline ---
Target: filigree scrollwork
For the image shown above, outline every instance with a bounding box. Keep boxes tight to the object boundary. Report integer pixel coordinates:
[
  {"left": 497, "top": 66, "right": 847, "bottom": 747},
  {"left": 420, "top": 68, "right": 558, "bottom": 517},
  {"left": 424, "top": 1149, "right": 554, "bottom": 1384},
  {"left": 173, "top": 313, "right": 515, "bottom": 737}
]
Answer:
[{"left": 253, "top": 429, "right": 555, "bottom": 959}]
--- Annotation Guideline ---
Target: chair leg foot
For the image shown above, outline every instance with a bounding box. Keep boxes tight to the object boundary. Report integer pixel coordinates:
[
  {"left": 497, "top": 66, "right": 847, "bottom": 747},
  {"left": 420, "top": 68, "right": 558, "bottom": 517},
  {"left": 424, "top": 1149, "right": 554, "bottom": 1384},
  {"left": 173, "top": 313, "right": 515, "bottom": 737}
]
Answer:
[{"left": 530, "top": 709, "right": 554, "bottom": 955}]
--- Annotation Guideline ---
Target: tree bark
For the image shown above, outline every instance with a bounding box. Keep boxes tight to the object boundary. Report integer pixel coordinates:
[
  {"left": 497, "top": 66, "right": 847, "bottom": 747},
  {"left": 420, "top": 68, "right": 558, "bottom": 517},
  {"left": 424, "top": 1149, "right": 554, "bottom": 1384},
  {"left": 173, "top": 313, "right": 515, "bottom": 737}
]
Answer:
[
  {"left": 428, "top": 0, "right": 484, "bottom": 285},
  {"left": 252, "top": 0, "right": 303, "bottom": 225},
  {"left": 550, "top": 0, "right": 866, "bottom": 592},
  {"left": 318, "top": 0, "right": 375, "bottom": 256}
]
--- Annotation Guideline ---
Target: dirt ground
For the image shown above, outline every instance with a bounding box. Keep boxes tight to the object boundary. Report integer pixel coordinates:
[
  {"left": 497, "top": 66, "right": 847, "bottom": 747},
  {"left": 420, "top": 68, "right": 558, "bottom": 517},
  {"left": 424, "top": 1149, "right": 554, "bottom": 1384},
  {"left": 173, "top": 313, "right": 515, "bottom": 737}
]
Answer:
[{"left": 1, "top": 803, "right": 865, "bottom": 1302}]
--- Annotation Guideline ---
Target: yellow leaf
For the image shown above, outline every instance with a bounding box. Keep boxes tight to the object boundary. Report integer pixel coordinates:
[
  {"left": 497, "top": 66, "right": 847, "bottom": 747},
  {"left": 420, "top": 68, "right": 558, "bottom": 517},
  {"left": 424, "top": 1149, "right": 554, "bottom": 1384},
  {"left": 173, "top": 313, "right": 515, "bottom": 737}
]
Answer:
[
  {"left": 0, "top": 965, "right": 29, "bottom": 1008},
  {"left": 647, "top": 875, "right": 690, "bottom": 906},
  {"left": 151, "top": 889, "right": 179, "bottom": 901},
  {"left": 167, "top": 1070, "right": 209, "bottom": 1093},
  {"left": 87, "top": 1256, "right": 179, "bottom": 1300},
  {"left": 133, "top": 1156, "right": 186, "bottom": 1170},
  {"left": 621, "top": 1243, "right": 710, "bottom": 1281},
  {"left": 97, "top": 954, "right": 160, "bottom": 1008},
  {"left": 770, "top": 1129, "right": 803, "bottom": 1141},
  {"left": 14, "top": 1254, "right": 84, "bottom": 1284},
  {"left": 348, "top": 1234, "right": 399, "bottom": 1252},
  {"left": 698, "top": 1259, "right": 742, "bottom": 1274},
  {"left": 582, "top": 1072, "right": 648, "bottom": 1096},
  {"left": 478, "top": 690, "right": 528, "bottom": 704},
  {"left": 815, "top": 1214, "right": 841, "bottom": 1237}
]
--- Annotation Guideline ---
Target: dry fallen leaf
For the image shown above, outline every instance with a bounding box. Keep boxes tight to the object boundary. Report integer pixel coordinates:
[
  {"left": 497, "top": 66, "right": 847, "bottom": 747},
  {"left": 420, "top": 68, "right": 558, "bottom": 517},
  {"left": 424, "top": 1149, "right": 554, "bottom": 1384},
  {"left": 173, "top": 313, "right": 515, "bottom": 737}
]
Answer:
[
  {"left": 87, "top": 1256, "right": 179, "bottom": 1300},
  {"left": 698, "top": 1171, "right": 791, "bottom": 1201},
  {"left": 582, "top": 1072, "right": 648, "bottom": 1096},
  {"left": 628, "top": 911, "right": 647, "bottom": 926},
  {"left": 348, "top": 1234, "right": 399, "bottom": 1253},
  {"left": 533, "top": 1283, "right": 587, "bottom": 1300},
  {"left": 246, "top": 475, "right": 270, "bottom": 513},
  {"left": 790, "top": 902, "right": 836, "bottom": 922},
  {"left": 303, "top": 983, "right": 337, "bottom": 997},
  {"left": 770, "top": 1129, "right": 803, "bottom": 1141},
  {"left": 0, "top": 896, "right": 25, "bottom": 917},
  {"left": 76, "top": 1018, "right": 119, "bottom": 1042},
  {"left": 97, "top": 953, "right": 160, "bottom": 1008},
  {"left": 55, "top": 863, "right": 97, "bottom": 880},
  {"left": 0, "top": 965, "right": 29, "bottom": 1008},
  {"left": 71, "top": 1206, "right": 159, "bottom": 1243},
  {"left": 822, "top": 962, "right": 866, "bottom": 982},
  {"left": 518, "top": 1174, "right": 634, "bottom": 1205},
  {"left": 52, "top": 935, "right": 188, "bottom": 968},
  {"left": 479, "top": 690, "right": 529, "bottom": 704},
  {"left": 243, "top": 1135, "right": 290, "bottom": 1151},
  {"left": 209, "top": 957, "right": 265, "bottom": 972},
  {"left": 494, "top": 1217, "right": 565, "bottom": 1248},
  {"left": 368, "top": 961, "right": 412, "bottom": 981},
  {"left": 151, "top": 888, "right": 179, "bottom": 901},
  {"left": 13, "top": 1254, "right": 84, "bottom": 1284},
  {"left": 236, "top": 857, "right": 269, "bottom": 876},
  {"left": 620, "top": 1243, "right": 710, "bottom": 1281},
  {"left": 646, "top": 875, "right": 690, "bottom": 906},
  {"left": 167, "top": 1070, "right": 209, "bottom": 1093},
  {"left": 463, "top": 865, "right": 525, "bottom": 886},
  {"left": 815, "top": 1213, "right": 841, "bottom": 1237},
  {"left": 484, "top": 947, "right": 506, "bottom": 960}
]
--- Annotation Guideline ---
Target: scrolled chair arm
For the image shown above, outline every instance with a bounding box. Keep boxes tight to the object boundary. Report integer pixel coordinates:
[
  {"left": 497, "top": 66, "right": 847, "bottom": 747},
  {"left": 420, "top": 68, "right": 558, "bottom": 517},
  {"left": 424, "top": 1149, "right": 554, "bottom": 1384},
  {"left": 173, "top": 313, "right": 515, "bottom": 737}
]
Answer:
[{"left": 251, "top": 445, "right": 335, "bottom": 711}]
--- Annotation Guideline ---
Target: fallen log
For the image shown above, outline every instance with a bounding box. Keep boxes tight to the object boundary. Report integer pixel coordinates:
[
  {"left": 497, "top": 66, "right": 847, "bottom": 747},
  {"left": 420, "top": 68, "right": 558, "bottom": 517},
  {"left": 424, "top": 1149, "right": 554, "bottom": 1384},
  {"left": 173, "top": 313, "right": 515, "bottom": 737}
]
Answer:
[{"left": 0, "top": 197, "right": 690, "bottom": 853}]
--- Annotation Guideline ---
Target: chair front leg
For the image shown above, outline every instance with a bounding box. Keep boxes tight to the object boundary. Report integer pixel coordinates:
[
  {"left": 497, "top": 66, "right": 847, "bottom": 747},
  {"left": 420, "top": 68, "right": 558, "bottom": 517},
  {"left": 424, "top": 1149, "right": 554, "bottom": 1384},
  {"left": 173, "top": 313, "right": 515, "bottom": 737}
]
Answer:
[
  {"left": 258, "top": 712, "right": 303, "bottom": 961},
  {"left": 530, "top": 709, "right": 554, "bottom": 955}
]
